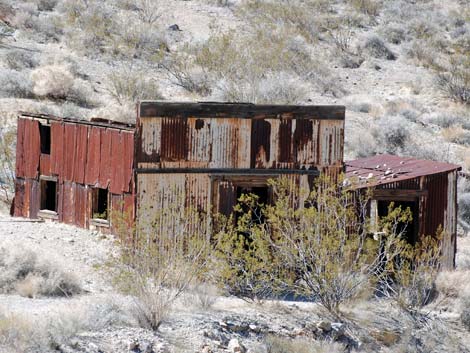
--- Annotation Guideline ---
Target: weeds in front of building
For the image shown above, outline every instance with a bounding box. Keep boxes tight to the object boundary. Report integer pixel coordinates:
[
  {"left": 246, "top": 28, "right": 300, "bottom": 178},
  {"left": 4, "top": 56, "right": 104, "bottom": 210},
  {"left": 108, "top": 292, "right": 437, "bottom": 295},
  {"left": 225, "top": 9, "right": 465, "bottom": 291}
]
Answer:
[{"left": 110, "top": 176, "right": 442, "bottom": 329}]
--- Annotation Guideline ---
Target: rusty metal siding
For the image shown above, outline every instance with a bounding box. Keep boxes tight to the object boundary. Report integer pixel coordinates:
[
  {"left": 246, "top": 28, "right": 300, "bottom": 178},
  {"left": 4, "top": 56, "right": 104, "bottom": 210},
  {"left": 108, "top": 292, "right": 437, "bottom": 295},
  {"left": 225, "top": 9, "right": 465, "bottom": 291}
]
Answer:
[
  {"left": 137, "top": 116, "right": 344, "bottom": 171},
  {"left": 15, "top": 118, "right": 25, "bottom": 178},
  {"left": 85, "top": 126, "right": 101, "bottom": 185},
  {"left": 443, "top": 171, "right": 457, "bottom": 269},
  {"left": 99, "top": 128, "right": 113, "bottom": 189},
  {"left": 23, "top": 119, "right": 40, "bottom": 179},
  {"left": 74, "top": 125, "right": 89, "bottom": 185},
  {"left": 15, "top": 114, "right": 136, "bottom": 229},
  {"left": 13, "top": 179, "right": 26, "bottom": 217},
  {"left": 50, "top": 121, "right": 64, "bottom": 176}
]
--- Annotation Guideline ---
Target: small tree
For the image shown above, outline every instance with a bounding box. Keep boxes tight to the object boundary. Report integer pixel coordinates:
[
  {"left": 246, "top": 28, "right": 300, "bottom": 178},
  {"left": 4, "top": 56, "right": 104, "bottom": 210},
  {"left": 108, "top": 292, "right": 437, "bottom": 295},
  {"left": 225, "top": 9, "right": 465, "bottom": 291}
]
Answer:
[
  {"left": 212, "top": 194, "right": 282, "bottom": 302},
  {"left": 376, "top": 211, "right": 442, "bottom": 323},
  {"left": 265, "top": 176, "right": 382, "bottom": 316},
  {"left": 110, "top": 196, "right": 210, "bottom": 330}
]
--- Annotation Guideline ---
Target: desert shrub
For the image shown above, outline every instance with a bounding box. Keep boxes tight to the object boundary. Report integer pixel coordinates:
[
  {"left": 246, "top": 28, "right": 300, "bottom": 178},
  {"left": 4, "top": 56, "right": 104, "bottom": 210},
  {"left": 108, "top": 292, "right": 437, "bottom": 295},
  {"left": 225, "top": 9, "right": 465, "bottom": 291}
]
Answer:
[
  {"left": 380, "top": 23, "right": 406, "bottom": 44},
  {"left": 458, "top": 178, "right": 470, "bottom": 232},
  {"left": 214, "top": 177, "right": 411, "bottom": 315},
  {"left": 213, "top": 71, "right": 308, "bottom": 104},
  {"left": 406, "top": 40, "right": 443, "bottom": 70},
  {"left": 213, "top": 195, "right": 280, "bottom": 302},
  {"left": 30, "top": 64, "right": 73, "bottom": 99},
  {"left": 4, "top": 50, "right": 38, "bottom": 70},
  {"left": 36, "top": 0, "right": 58, "bottom": 12},
  {"left": 374, "top": 115, "right": 411, "bottom": 154},
  {"left": 462, "top": 305, "right": 470, "bottom": 331},
  {"left": 238, "top": 0, "right": 330, "bottom": 44},
  {"left": 0, "top": 246, "right": 81, "bottom": 297},
  {"left": 436, "top": 55, "right": 470, "bottom": 105},
  {"left": 106, "top": 66, "right": 163, "bottom": 106},
  {"left": 0, "top": 69, "right": 34, "bottom": 98},
  {"left": 361, "top": 35, "right": 396, "bottom": 60},
  {"left": 135, "top": 0, "right": 161, "bottom": 24},
  {"left": 348, "top": 0, "right": 381, "bottom": 17},
  {"left": 183, "top": 283, "right": 218, "bottom": 310},
  {"left": 441, "top": 126, "right": 470, "bottom": 145},
  {"left": 0, "top": 120, "right": 15, "bottom": 205},
  {"left": 0, "top": 297, "right": 130, "bottom": 352},
  {"left": 377, "top": 223, "right": 442, "bottom": 321},
  {"left": 169, "top": 30, "right": 343, "bottom": 100},
  {"left": 110, "top": 199, "right": 210, "bottom": 330},
  {"left": 263, "top": 335, "right": 345, "bottom": 353}
]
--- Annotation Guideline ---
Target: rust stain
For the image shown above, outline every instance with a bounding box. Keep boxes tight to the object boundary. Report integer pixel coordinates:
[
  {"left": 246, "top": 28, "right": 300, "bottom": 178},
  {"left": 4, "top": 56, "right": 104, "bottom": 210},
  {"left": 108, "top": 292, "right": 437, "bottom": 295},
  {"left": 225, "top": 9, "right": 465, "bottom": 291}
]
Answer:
[{"left": 85, "top": 126, "right": 101, "bottom": 186}]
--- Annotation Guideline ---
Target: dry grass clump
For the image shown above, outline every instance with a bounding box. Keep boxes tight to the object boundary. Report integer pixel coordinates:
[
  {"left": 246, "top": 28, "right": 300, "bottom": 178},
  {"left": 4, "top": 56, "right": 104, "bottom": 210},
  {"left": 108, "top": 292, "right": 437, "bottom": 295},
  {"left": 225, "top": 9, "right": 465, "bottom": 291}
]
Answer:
[
  {"left": 106, "top": 65, "right": 163, "bottom": 106},
  {"left": 361, "top": 34, "right": 396, "bottom": 60},
  {"left": 262, "top": 335, "right": 345, "bottom": 353},
  {"left": 58, "top": 0, "right": 167, "bottom": 60},
  {"left": 30, "top": 64, "right": 96, "bottom": 108},
  {"left": 0, "top": 297, "right": 130, "bottom": 352},
  {"left": 0, "top": 245, "right": 81, "bottom": 298},
  {"left": 437, "top": 55, "right": 470, "bottom": 106},
  {"left": 0, "top": 69, "right": 34, "bottom": 99}
]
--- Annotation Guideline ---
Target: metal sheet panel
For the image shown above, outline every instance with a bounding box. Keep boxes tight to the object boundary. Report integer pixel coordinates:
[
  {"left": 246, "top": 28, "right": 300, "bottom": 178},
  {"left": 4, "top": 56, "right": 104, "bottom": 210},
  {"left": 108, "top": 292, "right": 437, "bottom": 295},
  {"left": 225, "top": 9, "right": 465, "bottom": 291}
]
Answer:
[
  {"left": 50, "top": 121, "right": 64, "bottom": 176},
  {"left": 85, "top": 126, "right": 101, "bottom": 186},
  {"left": 73, "top": 125, "right": 89, "bottom": 185},
  {"left": 74, "top": 183, "right": 87, "bottom": 228},
  {"left": 110, "top": 130, "right": 124, "bottom": 194},
  {"left": 40, "top": 154, "right": 51, "bottom": 176},
  {"left": 23, "top": 119, "right": 40, "bottom": 179},
  {"left": 62, "top": 181, "right": 75, "bottom": 224},
  {"left": 64, "top": 123, "right": 77, "bottom": 181},
  {"left": 122, "top": 131, "right": 134, "bottom": 193},
  {"left": 99, "top": 128, "right": 113, "bottom": 189},
  {"left": 29, "top": 179, "right": 40, "bottom": 219},
  {"left": 15, "top": 118, "right": 25, "bottom": 178},
  {"left": 13, "top": 179, "right": 26, "bottom": 217}
]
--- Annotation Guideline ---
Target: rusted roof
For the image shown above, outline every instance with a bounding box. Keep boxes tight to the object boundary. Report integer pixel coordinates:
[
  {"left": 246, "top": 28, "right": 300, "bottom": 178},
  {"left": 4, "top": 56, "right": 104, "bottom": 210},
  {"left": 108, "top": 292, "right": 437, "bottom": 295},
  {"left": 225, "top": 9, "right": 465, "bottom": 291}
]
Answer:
[
  {"left": 19, "top": 112, "right": 135, "bottom": 131},
  {"left": 345, "top": 154, "right": 461, "bottom": 188}
]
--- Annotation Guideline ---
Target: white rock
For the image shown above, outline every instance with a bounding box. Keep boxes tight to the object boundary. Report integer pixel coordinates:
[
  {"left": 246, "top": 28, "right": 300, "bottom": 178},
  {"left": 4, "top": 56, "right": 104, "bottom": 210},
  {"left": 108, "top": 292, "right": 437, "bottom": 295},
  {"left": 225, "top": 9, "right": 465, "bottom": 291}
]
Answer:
[{"left": 227, "top": 338, "right": 246, "bottom": 353}]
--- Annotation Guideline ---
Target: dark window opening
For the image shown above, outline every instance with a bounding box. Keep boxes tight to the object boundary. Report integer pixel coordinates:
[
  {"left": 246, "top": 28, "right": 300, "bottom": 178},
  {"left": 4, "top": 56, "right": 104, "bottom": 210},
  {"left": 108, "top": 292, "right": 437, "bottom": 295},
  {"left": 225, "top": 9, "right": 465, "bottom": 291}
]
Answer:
[
  {"left": 40, "top": 124, "right": 51, "bottom": 154},
  {"left": 92, "top": 188, "right": 108, "bottom": 220},
  {"left": 235, "top": 186, "right": 270, "bottom": 225},
  {"left": 377, "top": 200, "right": 419, "bottom": 245},
  {"left": 40, "top": 180, "right": 57, "bottom": 212}
]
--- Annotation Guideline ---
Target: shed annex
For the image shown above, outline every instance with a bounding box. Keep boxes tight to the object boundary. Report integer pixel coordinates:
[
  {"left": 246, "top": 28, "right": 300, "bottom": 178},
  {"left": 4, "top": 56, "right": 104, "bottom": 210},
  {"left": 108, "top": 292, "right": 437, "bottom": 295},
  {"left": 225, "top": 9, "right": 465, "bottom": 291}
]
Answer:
[{"left": 345, "top": 154, "right": 461, "bottom": 269}]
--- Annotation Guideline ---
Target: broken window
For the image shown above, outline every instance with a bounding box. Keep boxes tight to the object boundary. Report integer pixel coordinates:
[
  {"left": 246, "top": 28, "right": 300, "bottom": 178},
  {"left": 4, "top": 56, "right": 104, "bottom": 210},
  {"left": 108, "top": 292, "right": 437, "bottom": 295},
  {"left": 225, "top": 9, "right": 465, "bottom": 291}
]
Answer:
[
  {"left": 40, "top": 124, "right": 51, "bottom": 154},
  {"left": 92, "top": 188, "right": 108, "bottom": 220},
  {"left": 235, "top": 185, "right": 270, "bottom": 225},
  {"left": 40, "top": 179, "right": 57, "bottom": 212}
]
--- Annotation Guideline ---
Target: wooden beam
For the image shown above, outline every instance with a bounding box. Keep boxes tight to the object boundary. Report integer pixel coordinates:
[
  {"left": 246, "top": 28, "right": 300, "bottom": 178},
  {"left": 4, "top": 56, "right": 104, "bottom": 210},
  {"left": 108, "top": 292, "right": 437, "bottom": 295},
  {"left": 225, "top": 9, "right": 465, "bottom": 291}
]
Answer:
[
  {"left": 139, "top": 101, "right": 346, "bottom": 120},
  {"left": 372, "top": 189, "right": 428, "bottom": 201}
]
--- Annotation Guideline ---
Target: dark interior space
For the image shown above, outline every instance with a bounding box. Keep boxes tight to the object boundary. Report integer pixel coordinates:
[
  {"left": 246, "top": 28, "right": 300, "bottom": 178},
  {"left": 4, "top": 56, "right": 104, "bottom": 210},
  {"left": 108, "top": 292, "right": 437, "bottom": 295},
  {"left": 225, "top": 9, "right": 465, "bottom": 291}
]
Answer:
[
  {"left": 39, "top": 124, "right": 51, "bottom": 154},
  {"left": 235, "top": 185, "right": 269, "bottom": 225},
  {"left": 40, "top": 180, "right": 57, "bottom": 211},
  {"left": 378, "top": 200, "right": 419, "bottom": 245},
  {"left": 93, "top": 188, "right": 108, "bottom": 220}
]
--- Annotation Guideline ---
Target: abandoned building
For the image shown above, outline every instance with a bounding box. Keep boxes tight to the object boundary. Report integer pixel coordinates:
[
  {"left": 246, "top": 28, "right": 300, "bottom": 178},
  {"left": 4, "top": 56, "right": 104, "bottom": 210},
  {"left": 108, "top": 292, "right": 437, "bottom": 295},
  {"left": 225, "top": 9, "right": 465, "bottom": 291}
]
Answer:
[
  {"left": 346, "top": 154, "right": 461, "bottom": 268},
  {"left": 12, "top": 101, "right": 460, "bottom": 266},
  {"left": 13, "top": 113, "right": 135, "bottom": 232},
  {"left": 12, "top": 102, "right": 345, "bottom": 232}
]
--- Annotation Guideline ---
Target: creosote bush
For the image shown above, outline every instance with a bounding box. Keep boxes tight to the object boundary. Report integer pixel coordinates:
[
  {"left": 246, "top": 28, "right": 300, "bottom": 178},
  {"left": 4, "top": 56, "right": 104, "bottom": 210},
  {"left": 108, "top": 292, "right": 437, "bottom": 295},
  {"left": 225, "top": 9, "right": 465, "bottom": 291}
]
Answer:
[
  {"left": 110, "top": 197, "right": 210, "bottom": 330},
  {"left": 107, "top": 66, "right": 163, "bottom": 106}
]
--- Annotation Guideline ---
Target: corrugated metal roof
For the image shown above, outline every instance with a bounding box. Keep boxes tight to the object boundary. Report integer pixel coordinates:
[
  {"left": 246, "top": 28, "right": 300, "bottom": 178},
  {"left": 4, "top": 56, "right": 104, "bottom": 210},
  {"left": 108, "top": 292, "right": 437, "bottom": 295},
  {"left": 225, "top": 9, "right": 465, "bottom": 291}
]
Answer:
[{"left": 345, "top": 154, "right": 461, "bottom": 188}]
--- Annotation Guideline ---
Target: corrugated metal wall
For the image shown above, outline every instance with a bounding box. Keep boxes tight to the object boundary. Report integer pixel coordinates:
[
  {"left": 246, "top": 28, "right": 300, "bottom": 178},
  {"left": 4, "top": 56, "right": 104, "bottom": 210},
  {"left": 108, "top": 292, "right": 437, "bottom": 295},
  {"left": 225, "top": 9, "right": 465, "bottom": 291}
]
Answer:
[
  {"left": 135, "top": 103, "right": 345, "bottom": 232},
  {"left": 376, "top": 172, "right": 457, "bottom": 268},
  {"left": 13, "top": 116, "right": 135, "bottom": 232}
]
